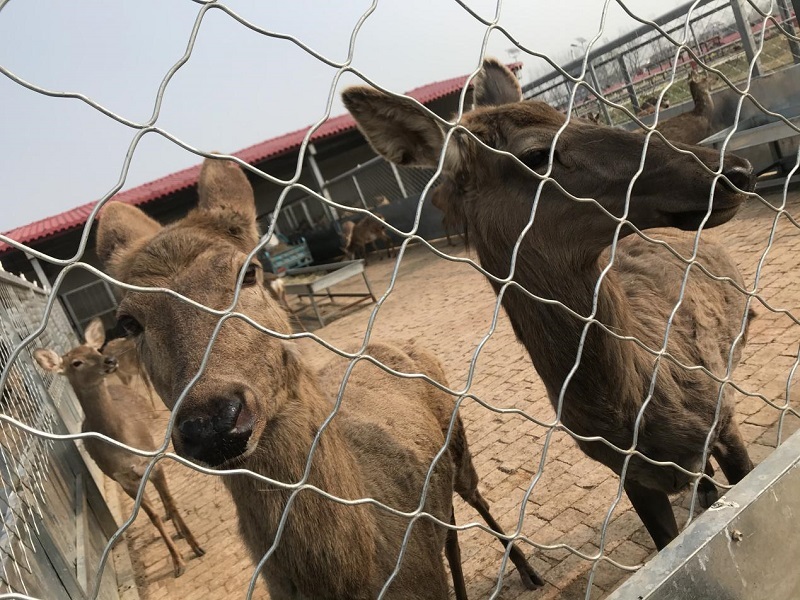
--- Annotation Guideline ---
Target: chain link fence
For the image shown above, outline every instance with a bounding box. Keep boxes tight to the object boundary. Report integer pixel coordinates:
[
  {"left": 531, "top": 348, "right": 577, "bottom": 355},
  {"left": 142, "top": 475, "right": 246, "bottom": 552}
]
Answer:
[{"left": 1, "top": 0, "right": 800, "bottom": 599}]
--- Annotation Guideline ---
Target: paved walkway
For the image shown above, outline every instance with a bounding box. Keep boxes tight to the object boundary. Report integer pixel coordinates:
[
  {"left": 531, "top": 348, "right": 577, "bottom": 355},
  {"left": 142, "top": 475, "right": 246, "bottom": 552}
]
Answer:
[{"left": 113, "top": 187, "right": 800, "bottom": 599}]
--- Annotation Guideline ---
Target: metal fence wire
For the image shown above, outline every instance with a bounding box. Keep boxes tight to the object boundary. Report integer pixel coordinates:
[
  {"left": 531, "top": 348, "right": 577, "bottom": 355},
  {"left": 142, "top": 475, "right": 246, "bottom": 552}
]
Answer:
[{"left": 1, "top": 0, "right": 800, "bottom": 599}]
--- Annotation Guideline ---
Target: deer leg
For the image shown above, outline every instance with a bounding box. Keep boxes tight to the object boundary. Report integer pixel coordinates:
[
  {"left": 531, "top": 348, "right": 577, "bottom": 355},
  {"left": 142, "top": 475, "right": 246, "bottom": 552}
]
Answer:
[
  {"left": 697, "top": 460, "right": 719, "bottom": 509},
  {"left": 384, "top": 234, "right": 395, "bottom": 259},
  {"left": 150, "top": 468, "right": 205, "bottom": 557},
  {"left": 464, "top": 489, "right": 544, "bottom": 590},
  {"left": 624, "top": 480, "right": 678, "bottom": 550},
  {"left": 121, "top": 484, "right": 187, "bottom": 577},
  {"left": 713, "top": 420, "right": 754, "bottom": 486},
  {"left": 445, "top": 509, "right": 468, "bottom": 600}
]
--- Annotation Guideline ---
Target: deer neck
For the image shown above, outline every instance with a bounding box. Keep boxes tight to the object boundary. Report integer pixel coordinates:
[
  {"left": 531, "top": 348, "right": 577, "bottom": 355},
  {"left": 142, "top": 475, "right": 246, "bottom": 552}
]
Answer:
[
  {"left": 70, "top": 378, "right": 119, "bottom": 433},
  {"left": 468, "top": 201, "right": 644, "bottom": 424},
  {"left": 693, "top": 88, "right": 713, "bottom": 116},
  {"left": 225, "top": 352, "right": 378, "bottom": 595}
]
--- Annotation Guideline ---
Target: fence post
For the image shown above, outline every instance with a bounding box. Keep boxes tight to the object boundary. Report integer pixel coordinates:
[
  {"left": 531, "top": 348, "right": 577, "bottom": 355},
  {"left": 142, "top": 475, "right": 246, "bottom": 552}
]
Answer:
[
  {"left": 588, "top": 63, "right": 612, "bottom": 124},
  {"left": 389, "top": 163, "right": 408, "bottom": 198},
  {"left": 777, "top": 0, "right": 800, "bottom": 64},
  {"left": 617, "top": 55, "right": 641, "bottom": 113},
  {"left": 729, "top": 0, "right": 762, "bottom": 77},
  {"left": 307, "top": 144, "right": 339, "bottom": 222},
  {"left": 25, "top": 255, "right": 51, "bottom": 291},
  {"left": 351, "top": 176, "right": 370, "bottom": 209}
]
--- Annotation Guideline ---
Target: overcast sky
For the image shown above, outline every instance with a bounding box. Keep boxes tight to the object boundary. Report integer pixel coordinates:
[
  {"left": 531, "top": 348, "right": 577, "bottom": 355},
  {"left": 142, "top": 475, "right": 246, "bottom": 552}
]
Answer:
[{"left": 0, "top": 0, "right": 692, "bottom": 233}]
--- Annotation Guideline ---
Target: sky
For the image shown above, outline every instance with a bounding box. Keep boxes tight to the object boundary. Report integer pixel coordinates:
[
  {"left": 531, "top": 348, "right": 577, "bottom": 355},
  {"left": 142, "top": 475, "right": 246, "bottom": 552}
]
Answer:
[{"left": 0, "top": 0, "right": 691, "bottom": 233}]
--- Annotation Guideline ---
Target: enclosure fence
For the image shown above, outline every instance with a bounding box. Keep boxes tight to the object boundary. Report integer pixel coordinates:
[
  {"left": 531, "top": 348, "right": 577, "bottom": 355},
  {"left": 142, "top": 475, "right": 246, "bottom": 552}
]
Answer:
[
  {"left": 1, "top": 0, "right": 800, "bottom": 599},
  {"left": 0, "top": 269, "right": 120, "bottom": 599}
]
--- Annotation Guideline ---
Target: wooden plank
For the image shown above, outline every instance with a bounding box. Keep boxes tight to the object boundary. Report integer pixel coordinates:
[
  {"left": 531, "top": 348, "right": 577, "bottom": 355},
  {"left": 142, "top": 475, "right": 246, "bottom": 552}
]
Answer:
[{"left": 75, "top": 473, "right": 88, "bottom": 593}]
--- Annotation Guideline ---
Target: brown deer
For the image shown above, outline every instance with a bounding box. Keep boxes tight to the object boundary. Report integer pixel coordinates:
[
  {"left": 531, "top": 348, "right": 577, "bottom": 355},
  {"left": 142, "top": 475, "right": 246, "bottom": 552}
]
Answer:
[
  {"left": 95, "top": 158, "right": 543, "bottom": 598},
  {"left": 33, "top": 319, "right": 205, "bottom": 577},
  {"left": 637, "top": 95, "right": 670, "bottom": 117},
  {"left": 342, "top": 213, "right": 396, "bottom": 264},
  {"left": 655, "top": 70, "right": 714, "bottom": 144},
  {"left": 342, "top": 57, "right": 756, "bottom": 551}
]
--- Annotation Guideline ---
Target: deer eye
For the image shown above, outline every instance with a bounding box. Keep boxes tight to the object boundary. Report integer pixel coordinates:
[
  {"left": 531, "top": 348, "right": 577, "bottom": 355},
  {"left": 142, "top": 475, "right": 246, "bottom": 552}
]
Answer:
[
  {"left": 242, "top": 263, "right": 259, "bottom": 287},
  {"left": 118, "top": 314, "right": 143, "bottom": 336},
  {"left": 519, "top": 149, "right": 551, "bottom": 171},
  {"left": 71, "top": 360, "right": 84, "bottom": 368}
]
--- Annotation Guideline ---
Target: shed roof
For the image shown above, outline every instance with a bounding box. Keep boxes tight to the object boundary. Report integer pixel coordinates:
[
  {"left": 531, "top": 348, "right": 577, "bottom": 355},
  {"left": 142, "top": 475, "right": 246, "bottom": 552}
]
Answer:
[{"left": 1, "top": 64, "right": 520, "bottom": 256}]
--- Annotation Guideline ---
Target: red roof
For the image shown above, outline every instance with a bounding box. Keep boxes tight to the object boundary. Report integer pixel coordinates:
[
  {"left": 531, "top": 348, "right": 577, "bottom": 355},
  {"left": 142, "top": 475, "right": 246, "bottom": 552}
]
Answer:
[{"left": 0, "top": 63, "right": 521, "bottom": 257}]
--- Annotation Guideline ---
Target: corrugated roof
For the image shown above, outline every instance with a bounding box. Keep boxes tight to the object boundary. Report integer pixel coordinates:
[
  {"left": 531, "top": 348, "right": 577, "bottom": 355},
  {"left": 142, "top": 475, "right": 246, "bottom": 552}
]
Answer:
[{"left": 0, "top": 63, "right": 520, "bottom": 257}]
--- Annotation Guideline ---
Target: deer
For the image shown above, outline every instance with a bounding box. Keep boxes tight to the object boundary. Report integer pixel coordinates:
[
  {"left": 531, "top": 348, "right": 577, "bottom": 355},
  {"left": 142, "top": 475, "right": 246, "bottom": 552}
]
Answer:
[
  {"left": 342, "top": 57, "right": 756, "bottom": 552},
  {"left": 33, "top": 319, "right": 205, "bottom": 577},
  {"left": 94, "top": 157, "right": 544, "bottom": 598},
  {"left": 654, "top": 70, "right": 714, "bottom": 144},
  {"left": 341, "top": 213, "right": 396, "bottom": 264},
  {"left": 637, "top": 95, "right": 670, "bottom": 117}
]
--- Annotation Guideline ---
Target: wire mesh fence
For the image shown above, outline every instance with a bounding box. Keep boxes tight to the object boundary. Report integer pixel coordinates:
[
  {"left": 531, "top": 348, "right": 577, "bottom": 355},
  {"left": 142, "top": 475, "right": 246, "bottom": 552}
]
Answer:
[{"left": 1, "top": 1, "right": 799, "bottom": 599}]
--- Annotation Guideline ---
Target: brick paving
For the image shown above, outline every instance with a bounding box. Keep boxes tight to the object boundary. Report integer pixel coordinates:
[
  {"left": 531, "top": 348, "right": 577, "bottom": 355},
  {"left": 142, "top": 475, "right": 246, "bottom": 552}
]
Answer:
[{"left": 111, "top": 187, "right": 800, "bottom": 599}]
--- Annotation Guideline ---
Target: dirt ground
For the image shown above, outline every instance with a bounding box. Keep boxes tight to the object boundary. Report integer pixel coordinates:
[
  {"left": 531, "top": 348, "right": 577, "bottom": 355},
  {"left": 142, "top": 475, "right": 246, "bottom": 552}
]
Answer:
[{"left": 109, "top": 186, "right": 800, "bottom": 600}]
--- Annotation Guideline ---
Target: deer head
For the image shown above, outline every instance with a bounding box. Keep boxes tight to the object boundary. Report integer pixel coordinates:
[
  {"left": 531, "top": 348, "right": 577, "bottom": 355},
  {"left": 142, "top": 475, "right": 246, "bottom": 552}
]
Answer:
[
  {"left": 34, "top": 318, "right": 117, "bottom": 389},
  {"left": 95, "top": 158, "right": 295, "bottom": 468},
  {"left": 342, "top": 58, "right": 753, "bottom": 253}
]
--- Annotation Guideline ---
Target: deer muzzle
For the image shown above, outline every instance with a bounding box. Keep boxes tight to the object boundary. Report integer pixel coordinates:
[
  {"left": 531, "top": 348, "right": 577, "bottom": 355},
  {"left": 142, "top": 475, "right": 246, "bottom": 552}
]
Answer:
[{"left": 176, "top": 396, "right": 254, "bottom": 467}]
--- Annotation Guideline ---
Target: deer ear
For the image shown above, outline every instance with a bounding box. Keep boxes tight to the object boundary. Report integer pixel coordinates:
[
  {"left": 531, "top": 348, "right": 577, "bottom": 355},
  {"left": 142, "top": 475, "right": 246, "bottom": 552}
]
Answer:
[
  {"left": 33, "top": 349, "right": 64, "bottom": 373},
  {"left": 473, "top": 58, "right": 522, "bottom": 108},
  {"left": 342, "top": 86, "right": 447, "bottom": 168},
  {"left": 97, "top": 202, "right": 162, "bottom": 273},
  {"left": 84, "top": 318, "right": 106, "bottom": 350},
  {"left": 197, "top": 157, "right": 257, "bottom": 223}
]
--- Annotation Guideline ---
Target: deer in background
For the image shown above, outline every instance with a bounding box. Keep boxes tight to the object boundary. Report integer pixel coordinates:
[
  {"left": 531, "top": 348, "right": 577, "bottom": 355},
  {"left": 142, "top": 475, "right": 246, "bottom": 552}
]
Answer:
[
  {"left": 95, "top": 157, "right": 543, "bottom": 598},
  {"left": 637, "top": 95, "right": 670, "bottom": 116},
  {"left": 655, "top": 70, "right": 714, "bottom": 144},
  {"left": 34, "top": 319, "right": 205, "bottom": 577},
  {"left": 343, "top": 57, "right": 756, "bottom": 551},
  {"left": 341, "top": 213, "right": 396, "bottom": 264}
]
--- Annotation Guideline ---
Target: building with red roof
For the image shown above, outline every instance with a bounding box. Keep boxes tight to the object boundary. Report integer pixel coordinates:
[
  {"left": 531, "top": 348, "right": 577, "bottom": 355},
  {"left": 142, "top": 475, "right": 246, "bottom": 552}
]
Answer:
[{"left": 1, "top": 65, "right": 520, "bottom": 332}]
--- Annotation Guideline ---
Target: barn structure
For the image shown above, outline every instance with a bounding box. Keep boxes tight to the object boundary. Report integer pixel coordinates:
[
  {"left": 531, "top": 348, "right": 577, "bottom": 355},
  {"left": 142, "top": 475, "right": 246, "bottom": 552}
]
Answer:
[{"left": 1, "top": 64, "right": 521, "bottom": 335}]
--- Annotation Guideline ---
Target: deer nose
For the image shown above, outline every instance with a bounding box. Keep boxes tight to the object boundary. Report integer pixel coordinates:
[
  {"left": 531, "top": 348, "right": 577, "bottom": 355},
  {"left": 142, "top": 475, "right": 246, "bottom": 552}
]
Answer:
[
  {"left": 177, "top": 398, "right": 253, "bottom": 466},
  {"left": 104, "top": 356, "right": 117, "bottom": 368},
  {"left": 722, "top": 161, "right": 755, "bottom": 193}
]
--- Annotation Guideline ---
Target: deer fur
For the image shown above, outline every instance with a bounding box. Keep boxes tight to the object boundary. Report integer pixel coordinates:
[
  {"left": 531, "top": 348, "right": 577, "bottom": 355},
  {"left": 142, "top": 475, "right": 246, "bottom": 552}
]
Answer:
[
  {"left": 655, "top": 70, "right": 714, "bottom": 144},
  {"left": 430, "top": 179, "right": 465, "bottom": 246},
  {"left": 342, "top": 213, "right": 396, "bottom": 264},
  {"left": 637, "top": 95, "right": 670, "bottom": 117},
  {"left": 342, "top": 57, "right": 756, "bottom": 551},
  {"left": 95, "top": 157, "right": 543, "bottom": 598},
  {"left": 33, "top": 319, "right": 204, "bottom": 577},
  {"left": 100, "top": 336, "right": 160, "bottom": 413}
]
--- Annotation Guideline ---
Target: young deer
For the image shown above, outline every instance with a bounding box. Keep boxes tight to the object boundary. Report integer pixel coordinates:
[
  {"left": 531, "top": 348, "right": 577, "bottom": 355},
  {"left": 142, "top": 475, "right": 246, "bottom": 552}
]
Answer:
[
  {"left": 95, "top": 158, "right": 543, "bottom": 598},
  {"left": 342, "top": 58, "right": 756, "bottom": 551},
  {"left": 342, "top": 213, "right": 396, "bottom": 264},
  {"left": 34, "top": 319, "right": 205, "bottom": 577},
  {"left": 655, "top": 70, "right": 714, "bottom": 144}
]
